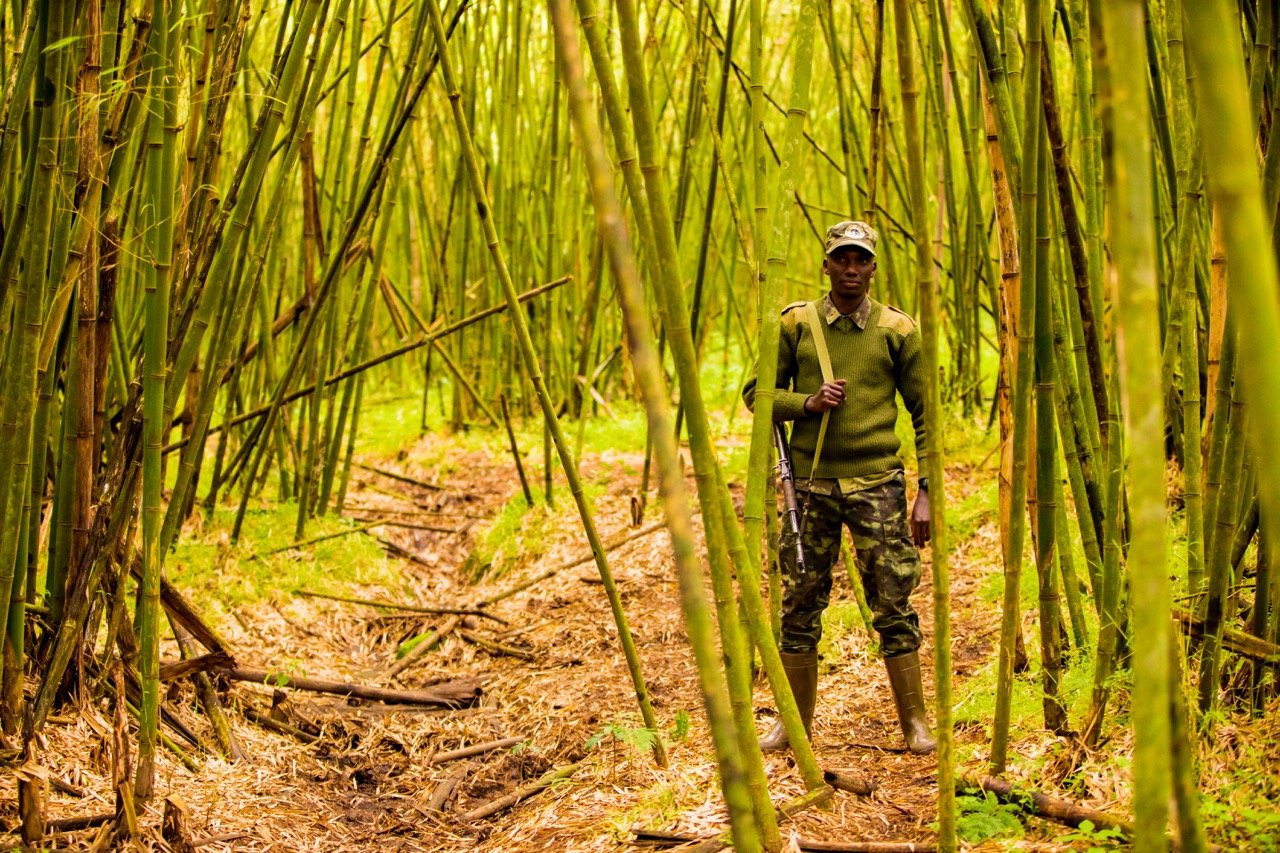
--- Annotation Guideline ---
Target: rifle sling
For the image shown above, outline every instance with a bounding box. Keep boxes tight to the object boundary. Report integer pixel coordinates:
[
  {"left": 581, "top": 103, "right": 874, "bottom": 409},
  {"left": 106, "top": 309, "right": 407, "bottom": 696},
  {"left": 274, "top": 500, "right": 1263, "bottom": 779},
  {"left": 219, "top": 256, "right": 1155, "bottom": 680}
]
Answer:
[{"left": 803, "top": 301, "right": 834, "bottom": 490}]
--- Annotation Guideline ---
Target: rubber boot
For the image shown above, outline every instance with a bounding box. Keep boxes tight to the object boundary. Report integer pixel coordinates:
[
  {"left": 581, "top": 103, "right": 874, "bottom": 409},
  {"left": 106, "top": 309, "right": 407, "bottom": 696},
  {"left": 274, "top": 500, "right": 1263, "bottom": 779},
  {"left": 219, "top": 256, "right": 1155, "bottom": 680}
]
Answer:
[
  {"left": 759, "top": 651, "right": 818, "bottom": 752},
  {"left": 885, "top": 650, "right": 937, "bottom": 755}
]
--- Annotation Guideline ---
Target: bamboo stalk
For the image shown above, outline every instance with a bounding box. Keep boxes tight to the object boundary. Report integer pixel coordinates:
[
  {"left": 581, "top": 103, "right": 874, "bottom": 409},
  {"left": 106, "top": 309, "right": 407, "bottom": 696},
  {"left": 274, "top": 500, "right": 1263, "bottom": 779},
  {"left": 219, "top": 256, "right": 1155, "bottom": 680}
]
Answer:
[
  {"left": 1182, "top": 0, "right": 1280, "bottom": 732},
  {"left": 1100, "top": 2, "right": 1173, "bottom": 846},
  {"left": 136, "top": 0, "right": 178, "bottom": 798},
  {"left": 990, "top": 0, "right": 1045, "bottom": 776},
  {"left": 423, "top": 0, "right": 667, "bottom": 773},
  {"left": 890, "top": 0, "right": 954, "bottom": 844},
  {"left": 550, "top": 3, "right": 762, "bottom": 845}
]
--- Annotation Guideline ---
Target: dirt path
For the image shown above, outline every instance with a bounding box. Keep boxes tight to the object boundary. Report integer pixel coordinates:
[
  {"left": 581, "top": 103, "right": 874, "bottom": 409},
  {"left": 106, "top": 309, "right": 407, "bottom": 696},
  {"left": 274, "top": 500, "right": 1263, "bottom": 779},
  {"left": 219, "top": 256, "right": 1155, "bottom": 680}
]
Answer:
[{"left": 3, "top": 437, "right": 1024, "bottom": 852}]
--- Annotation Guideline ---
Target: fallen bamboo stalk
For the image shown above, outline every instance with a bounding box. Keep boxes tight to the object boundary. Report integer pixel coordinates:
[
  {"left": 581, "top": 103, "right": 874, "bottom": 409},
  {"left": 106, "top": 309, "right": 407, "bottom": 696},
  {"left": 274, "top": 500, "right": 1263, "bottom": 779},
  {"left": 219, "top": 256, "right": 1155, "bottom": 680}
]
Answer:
[
  {"left": 634, "top": 785, "right": 836, "bottom": 853},
  {"left": 48, "top": 776, "right": 87, "bottom": 798},
  {"left": 158, "top": 652, "right": 235, "bottom": 682},
  {"left": 959, "top": 776, "right": 1131, "bottom": 833},
  {"left": 458, "top": 630, "right": 534, "bottom": 660},
  {"left": 478, "top": 521, "right": 672, "bottom": 607},
  {"left": 295, "top": 589, "right": 505, "bottom": 623},
  {"left": 386, "top": 616, "right": 462, "bottom": 678},
  {"left": 162, "top": 277, "right": 572, "bottom": 455},
  {"left": 247, "top": 523, "right": 383, "bottom": 560},
  {"left": 354, "top": 462, "right": 444, "bottom": 491},
  {"left": 379, "top": 537, "right": 436, "bottom": 570},
  {"left": 126, "top": 568, "right": 231, "bottom": 655},
  {"left": 424, "top": 765, "right": 469, "bottom": 814},
  {"left": 229, "top": 667, "right": 481, "bottom": 708},
  {"left": 458, "top": 759, "right": 584, "bottom": 821},
  {"left": 1174, "top": 608, "right": 1280, "bottom": 664},
  {"left": 630, "top": 832, "right": 934, "bottom": 853},
  {"left": 241, "top": 705, "right": 320, "bottom": 744},
  {"left": 43, "top": 813, "right": 114, "bottom": 833},
  {"left": 342, "top": 517, "right": 468, "bottom": 534},
  {"left": 193, "top": 831, "right": 251, "bottom": 847},
  {"left": 429, "top": 736, "right": 524, "bottom": 764}
]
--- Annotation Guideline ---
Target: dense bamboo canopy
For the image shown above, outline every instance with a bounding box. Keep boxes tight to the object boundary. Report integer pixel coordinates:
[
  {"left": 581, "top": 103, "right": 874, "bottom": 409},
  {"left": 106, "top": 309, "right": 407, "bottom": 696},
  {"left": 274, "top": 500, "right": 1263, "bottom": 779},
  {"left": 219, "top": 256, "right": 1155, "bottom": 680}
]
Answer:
[{"left": 2, "top": 0, "right": 1279, "bottom": 848}]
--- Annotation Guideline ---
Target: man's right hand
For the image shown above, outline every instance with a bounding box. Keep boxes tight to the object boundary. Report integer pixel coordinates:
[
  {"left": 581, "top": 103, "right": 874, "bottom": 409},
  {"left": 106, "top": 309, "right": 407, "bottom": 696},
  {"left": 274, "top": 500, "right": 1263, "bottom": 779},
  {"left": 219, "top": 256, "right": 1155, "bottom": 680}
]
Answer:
[{"left": 803, "top": 379, "right": 847, "bottom": 414}]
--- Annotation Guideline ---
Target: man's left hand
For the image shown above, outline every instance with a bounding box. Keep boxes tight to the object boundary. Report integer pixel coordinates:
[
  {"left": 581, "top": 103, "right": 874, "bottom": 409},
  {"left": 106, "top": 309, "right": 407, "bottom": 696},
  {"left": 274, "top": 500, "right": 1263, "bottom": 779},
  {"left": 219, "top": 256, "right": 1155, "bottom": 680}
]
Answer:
[{"left": 911, "top": 489, "right": 931, "bottom": 548}]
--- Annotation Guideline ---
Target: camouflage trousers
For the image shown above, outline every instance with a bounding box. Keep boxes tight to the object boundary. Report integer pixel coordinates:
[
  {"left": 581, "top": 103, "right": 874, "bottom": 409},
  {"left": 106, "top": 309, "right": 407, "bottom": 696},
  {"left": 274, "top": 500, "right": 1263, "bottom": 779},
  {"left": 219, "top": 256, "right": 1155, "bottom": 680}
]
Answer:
[{"left": 778, "top": 473, "right": 923, "bottom": 657}]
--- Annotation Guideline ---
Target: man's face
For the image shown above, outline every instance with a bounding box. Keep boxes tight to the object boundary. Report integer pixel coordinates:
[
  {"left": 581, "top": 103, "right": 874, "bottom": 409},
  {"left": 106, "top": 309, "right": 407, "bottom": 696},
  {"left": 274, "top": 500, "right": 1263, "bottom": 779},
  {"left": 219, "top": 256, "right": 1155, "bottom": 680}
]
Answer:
[{"left": 823, "top": 246, "right": 876, "bottom": 305}]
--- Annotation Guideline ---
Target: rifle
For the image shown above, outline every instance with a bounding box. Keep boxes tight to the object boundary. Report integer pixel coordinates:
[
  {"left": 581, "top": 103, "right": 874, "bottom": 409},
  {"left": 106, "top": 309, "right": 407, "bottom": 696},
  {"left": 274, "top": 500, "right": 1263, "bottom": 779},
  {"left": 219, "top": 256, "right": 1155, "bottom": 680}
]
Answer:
[{"left": 773, "top": 423, "right": 807, "bottom": 574}]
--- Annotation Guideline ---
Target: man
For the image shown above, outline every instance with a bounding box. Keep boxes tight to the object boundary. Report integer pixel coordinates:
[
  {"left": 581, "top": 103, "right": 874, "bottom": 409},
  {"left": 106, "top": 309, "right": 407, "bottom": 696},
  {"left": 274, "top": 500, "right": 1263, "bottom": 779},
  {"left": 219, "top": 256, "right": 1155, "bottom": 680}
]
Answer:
[{"left": 743, "top": 219, "right": 936, "bottom": 755}]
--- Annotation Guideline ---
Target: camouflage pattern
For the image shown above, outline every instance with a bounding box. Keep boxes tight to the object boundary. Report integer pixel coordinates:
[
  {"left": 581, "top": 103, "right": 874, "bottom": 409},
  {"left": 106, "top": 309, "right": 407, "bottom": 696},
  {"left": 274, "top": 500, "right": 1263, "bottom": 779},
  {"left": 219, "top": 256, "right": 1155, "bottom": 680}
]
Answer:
[{"left": 778, "top": 473, "right": 922, "bottom": 657}]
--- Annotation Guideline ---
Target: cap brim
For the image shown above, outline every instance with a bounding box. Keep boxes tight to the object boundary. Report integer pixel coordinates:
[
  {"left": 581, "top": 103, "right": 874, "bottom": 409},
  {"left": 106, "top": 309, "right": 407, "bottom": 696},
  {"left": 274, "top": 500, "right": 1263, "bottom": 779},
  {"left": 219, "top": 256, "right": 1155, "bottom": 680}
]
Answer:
[{"left": 826, "top": 238, "right": 876, "bottom": 256}]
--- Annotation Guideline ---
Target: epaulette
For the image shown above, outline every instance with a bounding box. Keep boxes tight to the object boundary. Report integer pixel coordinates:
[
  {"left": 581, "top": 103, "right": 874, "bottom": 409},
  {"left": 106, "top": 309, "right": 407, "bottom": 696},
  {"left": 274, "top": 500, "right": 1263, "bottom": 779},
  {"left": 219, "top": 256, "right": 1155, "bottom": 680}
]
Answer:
[
  {"left": 781, "top": 300, "right": 808, "bottom": 315},
  {"left": 876, "top": 303, "right": 917, "bottom": 335}
]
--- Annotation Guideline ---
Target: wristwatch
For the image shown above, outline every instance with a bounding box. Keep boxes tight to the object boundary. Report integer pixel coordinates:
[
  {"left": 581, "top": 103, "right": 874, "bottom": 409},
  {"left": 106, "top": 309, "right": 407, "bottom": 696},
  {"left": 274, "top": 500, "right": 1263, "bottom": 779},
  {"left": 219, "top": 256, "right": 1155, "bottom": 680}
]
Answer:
[{"left": 918, "top": 478, "right": 929, "bottom": 492}]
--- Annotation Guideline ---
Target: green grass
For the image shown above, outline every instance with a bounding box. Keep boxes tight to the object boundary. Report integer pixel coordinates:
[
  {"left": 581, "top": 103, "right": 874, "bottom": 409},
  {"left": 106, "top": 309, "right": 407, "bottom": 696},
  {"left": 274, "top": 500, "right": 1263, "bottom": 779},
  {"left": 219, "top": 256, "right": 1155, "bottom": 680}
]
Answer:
[
  {"left": 462, "top": 491, "right": 551, "bottom": 582},
  {"left": 169, "top": 500, "right": 403, "bottom": 610}
]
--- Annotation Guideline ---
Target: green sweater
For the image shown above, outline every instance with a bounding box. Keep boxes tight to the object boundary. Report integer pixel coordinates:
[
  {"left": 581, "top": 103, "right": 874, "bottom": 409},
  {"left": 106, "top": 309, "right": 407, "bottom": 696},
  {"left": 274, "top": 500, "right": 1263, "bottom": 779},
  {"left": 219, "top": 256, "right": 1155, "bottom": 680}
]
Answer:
[{"left": 744, "top": 294, "right": 928, "bottom": 480}]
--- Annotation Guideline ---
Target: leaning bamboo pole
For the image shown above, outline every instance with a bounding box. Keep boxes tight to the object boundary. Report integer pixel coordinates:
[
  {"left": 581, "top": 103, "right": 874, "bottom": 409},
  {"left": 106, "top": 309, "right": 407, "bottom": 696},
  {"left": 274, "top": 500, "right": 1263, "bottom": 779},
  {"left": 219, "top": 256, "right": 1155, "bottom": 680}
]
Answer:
[
  {"left": 1100, "top": 1, "right": 1173, "bottom": 848},
  {"left": 421, "top": 0, "right": 668, "bottom": 771},
  {"left": 547, "top": 6, "right": 760, "bottom": 846},
  {"left": 605, "top": 2, "right": 790, "bottom": 838},
  {"left": 605, "top": 0, "right": 825, "bottom": 801}
]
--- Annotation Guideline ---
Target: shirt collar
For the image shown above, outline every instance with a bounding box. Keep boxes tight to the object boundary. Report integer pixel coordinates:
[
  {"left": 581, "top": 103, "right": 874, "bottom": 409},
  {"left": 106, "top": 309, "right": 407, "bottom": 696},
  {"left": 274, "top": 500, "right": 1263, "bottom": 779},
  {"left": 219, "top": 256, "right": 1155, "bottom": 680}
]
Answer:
[{"left": 821, "top": 293, "right": 872, "bottom": 330}]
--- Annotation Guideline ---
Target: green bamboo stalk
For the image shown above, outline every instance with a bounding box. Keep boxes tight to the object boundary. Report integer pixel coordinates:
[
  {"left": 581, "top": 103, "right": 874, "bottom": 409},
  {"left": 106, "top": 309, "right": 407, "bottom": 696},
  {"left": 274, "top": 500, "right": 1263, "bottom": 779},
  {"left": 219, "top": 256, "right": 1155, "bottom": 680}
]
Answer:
[
  {"left": 1167, "top": 624, "right": 1209, "bottom": 853},
  {"left": 1039, "top": 46, "right": 1106, "bottom": 449},
  {"left": 546, "top": 8, "right": 762, "bottom": 847},
  {"left": 1100, "top": 2, "right": 1173, "bottom": 847},
  {"left": 136, "top": 0, "right": 178, "bottom": 799},
  {"left": 742, "top": 0, "right": 821, "bottom": 613},
  {"left": 1197, "top": 377, "right": 1246, "bottom": 712},
  {"left": 422, "top": 0, "right": 668, "bottom": 773},
  {"left": 891, "top": 0, "right": 954, "bottom": 843},
  {"left": 570, "top": 4, "right": 805, "bottom": 814},
  {"left": 1081, "top": 360, "right": 1126, "bottom": 748},
  {"left": 1032, "top": 137, "right": 1066, "bottom": 734},
  {"left": 1049, "top": 273, "right": 1103, "bottom": 602},
  {"left": 1055, "top": 485, "right": 1088, "bottom": 650},
  {"left": 1182, "top": 288, "right": 1205, "bottom": 599},
  {"left": 604, "top": 0, "right": 824, "bottom": 803},
  {"left": 960, "top": 0, "right": 1020, "bottom": 200},
  {"left": 990, "top": 0, "right": 1044, "bottom": 776},
  {"left": 1182, "top": 1, "right": 1280, "bottom": 723},
  {"left": 0, "top": 1, "right": 59, "bottom": 709}
]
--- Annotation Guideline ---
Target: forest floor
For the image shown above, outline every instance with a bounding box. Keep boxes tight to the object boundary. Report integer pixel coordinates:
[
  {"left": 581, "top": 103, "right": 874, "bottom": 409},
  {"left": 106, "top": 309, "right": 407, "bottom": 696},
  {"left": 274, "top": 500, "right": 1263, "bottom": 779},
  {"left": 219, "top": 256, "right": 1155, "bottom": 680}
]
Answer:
[{"left": 4, "top": 403, "right": 1278, "bottom": 851}]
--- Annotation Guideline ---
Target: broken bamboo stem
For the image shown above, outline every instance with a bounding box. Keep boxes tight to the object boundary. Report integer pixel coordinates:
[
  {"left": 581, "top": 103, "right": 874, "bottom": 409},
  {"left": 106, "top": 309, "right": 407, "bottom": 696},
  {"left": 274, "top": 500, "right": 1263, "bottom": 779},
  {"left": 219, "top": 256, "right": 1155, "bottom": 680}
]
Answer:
[
  {"left": 353, "top": 462, "right": 444, "bottom": 492},
  {"left": 631, "top": 834, "right": 935, "bottom": 853},
  {"left": 386, "top": 616, "right": 462, "bottom": 678},
  {"left": 458, "top": 759, "right": 584, "bottom": 821},
  {"left": 295, "top": 589, "right": 504, "bottom": 623},
  {"left": 228, "top": 667, "right": 480, "bottom": 707},
  {"left": 458, "top": 630, "right": 534, "bottom": 660},
  {"left": 823, "top": 768, "right": 876, "bottom": 796},
  {"left": 429, "top": 736, "right": 524, "bottom": 764},
  {"left": 959, "top": 776, "right": 1131, "bottom": 832},
  {"left": 1174, "top": 608, "right": 1280, "bottom": 664},
  {"left": 477, "top": 521, "right": 672, "bottom": 607},
  {"left": 158, "top": 652, "right": 234, "bottom": 682}
]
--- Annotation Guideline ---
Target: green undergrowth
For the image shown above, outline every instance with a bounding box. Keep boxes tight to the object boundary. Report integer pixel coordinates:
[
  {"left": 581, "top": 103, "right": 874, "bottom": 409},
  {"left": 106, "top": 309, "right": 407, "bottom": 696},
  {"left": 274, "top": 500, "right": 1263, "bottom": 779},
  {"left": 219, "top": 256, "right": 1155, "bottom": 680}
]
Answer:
[
  {"left": 170, "top": 500, "right": 403, "bottom": 611},
  {"left": 462, "top": 492, "right": 551, "bottom": 582}
]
